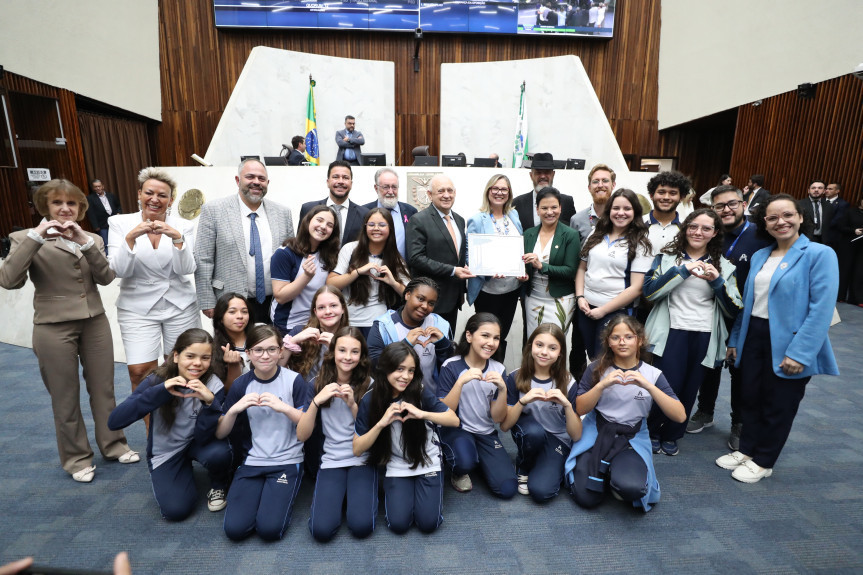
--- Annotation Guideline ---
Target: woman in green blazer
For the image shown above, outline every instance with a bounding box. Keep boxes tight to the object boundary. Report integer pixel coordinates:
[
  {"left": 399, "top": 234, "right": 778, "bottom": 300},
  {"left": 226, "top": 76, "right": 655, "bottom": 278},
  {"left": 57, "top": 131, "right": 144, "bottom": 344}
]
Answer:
[{"left": 522, "top": 187, "right": 581, "bottom": 338}]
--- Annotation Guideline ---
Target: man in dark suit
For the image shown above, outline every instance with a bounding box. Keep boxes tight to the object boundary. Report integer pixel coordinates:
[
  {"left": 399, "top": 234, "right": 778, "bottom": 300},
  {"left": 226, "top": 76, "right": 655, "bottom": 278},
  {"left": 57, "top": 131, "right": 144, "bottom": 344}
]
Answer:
[
  {"left": 362, "top": 167, "right": 417, "bottom": 258},
  {"left": 743, "top": 174, "right": 770, "bottom": 219},
  {"left": 826, "top": 182, "right": 851, "bottom": 301},
  {"left": 86, "top": 179, "right": 122, "bottom": 248},
  {"left": 287, "top": 135, "right": 307, "bottom": 166},
  {"left": 512, "top": 152, "right": 576, "bottom": 230},
  {"left": 406, "top": 174, "right": 473, "bottom": 333},
  {"left": 299, "top": 160, "right": 369, "bottom": 245},
  {"left": 335, "top": 115, "right": 364, "bottom": 166},
  {"left": 798, "top": 179, "right": 834, "bottom": 244}
]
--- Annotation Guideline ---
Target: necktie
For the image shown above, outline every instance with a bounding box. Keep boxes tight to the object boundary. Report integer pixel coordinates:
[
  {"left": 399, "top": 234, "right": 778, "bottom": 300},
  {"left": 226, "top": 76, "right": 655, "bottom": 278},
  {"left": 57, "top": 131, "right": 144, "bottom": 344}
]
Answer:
[
  {"left": 335, "top": 205, "right": 345, "bottom": 241},
  {"left": 444, "top": 214, "right": 459, "bottom": 254},
  {"left": 814, "top": 200, "right": 821, "bottom": 231},
  {"left": 249, "top": 213, "right": 265, "bottom": 304}
]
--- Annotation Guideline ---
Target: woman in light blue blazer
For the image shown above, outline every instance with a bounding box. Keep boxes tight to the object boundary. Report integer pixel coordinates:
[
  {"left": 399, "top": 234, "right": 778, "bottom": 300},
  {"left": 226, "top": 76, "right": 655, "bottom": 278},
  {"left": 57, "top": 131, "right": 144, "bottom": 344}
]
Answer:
[
  {"left": 717, "top": 194, "right": 838, "bottom": 484},
  {"left": 466, "top": 174, "right": 524, "bottom": 362}
]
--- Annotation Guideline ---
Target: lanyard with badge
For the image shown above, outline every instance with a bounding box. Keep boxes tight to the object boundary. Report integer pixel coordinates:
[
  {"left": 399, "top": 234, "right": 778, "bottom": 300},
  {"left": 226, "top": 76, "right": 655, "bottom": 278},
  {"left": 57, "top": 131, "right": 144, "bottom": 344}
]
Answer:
[{"left": 724, "top": 220, "right": 749, "bottom": 259}]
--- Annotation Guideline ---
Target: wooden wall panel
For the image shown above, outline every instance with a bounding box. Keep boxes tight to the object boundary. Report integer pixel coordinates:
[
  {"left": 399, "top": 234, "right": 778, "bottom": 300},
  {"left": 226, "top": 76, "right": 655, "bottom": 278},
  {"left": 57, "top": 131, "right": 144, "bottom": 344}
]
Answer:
[
  {"left": 0, "top": 73, "right": 88, "bottom": 236},
  {"left": 153, "top": 0, "right": 686, "bottom": 172},
  {"left": 730, "top": 74, "right": 863, "bottom": 207}
]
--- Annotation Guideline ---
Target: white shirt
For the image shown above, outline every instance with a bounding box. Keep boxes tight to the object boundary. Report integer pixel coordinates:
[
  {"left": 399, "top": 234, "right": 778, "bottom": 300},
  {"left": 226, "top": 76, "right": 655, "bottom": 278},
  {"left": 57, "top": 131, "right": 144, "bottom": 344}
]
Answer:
[
  {"left": 96, "top": 193, "right": 112, "bottom": 215},
  {"left": 752, "top": 255, "right": 782, "bottom": 319},
  {"left": 239, "top": 199, "right": 273, "bottom": 297},
  {"left": 582, "top": 236, "right": 652, "bottom": 306}
]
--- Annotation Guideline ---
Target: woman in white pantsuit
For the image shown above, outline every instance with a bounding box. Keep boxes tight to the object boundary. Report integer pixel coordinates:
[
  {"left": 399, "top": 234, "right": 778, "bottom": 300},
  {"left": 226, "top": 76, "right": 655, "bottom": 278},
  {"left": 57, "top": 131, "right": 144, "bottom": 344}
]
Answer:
[{"left": 108, "top": 168, "right": 200, "bottom": 399}]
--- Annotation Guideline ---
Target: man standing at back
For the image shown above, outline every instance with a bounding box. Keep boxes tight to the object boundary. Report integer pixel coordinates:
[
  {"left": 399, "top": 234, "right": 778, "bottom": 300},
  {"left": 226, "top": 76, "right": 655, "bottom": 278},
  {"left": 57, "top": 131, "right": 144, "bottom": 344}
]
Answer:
[
  {"left": 644, "top": 171, "right": 689, "bottom": 253},
  {"left": 743, "top": 174, "right": 769, "bottom": 218},
  {"left": 335, "top": 115, "right": 364, "bottom": 166},
  {"left": 86, "top": 179, "right": 122, "bottom": 248},
  {"left": 512, "top": 152, "right": 576, "bottom": 231},
  {"left": 798, "top": 179, "right": 833, "bottom": 244},
  {"left": 363, "top": 167, "right": 417, "bottom": 258},
  {"left": 570, "top": 163, "right": 615, "bottom": 242},
  {"left": 194, "top": 158, "right": 294, "bottom": 323},
  {"left": 687, "top": 185, "right": 771, "bottom": 450},
  {"left": 300, "top": 160, "right": 369, "bottom": 245},
  {"left": 406, "top": 174, "right": 473, "bottom": 332}
]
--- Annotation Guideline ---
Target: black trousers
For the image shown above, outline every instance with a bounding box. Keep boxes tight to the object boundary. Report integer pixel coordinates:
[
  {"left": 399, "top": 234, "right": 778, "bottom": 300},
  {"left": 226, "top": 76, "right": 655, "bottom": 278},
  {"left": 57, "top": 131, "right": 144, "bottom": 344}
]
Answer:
[{"left": 738, "top": 317, "right": 808, "bottom": 468}]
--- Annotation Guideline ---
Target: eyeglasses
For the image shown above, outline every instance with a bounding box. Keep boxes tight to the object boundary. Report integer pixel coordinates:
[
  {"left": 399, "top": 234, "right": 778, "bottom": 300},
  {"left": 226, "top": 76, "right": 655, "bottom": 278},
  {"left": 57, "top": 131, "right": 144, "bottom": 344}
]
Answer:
[
  {"left": 249, "top": 347, "right": 280, "bottom": 357},
  {"left": 712, "top": 200, "right": 742, "bottom": 212},
  {"left": 764, "top": 212, "right": 799, "bottom": 224},
  {"left": 590, "top": 178, "right": 612, "bottom": 185},
  {"left": 366, "top": 222, "right": 389, "bottom": 229},
  {"left": 609, "top": 334, "right": 636, "bottom": 343},
  {"left": 489, "top": 186, "right": 510, "bottom": 194},
  {"left": 687, "top": 224, "right": 715, "bottom": 234},
  {"left": 376, "top": 184, "right": 398, "bottom": 191}
]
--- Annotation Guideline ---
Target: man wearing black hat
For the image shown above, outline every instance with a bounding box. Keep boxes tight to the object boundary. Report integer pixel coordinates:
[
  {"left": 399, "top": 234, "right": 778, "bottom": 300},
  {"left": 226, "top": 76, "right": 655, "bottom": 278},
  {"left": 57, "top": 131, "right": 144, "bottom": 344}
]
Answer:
[{"left": 512, "top": 152, "right": 577, "bottom": 231}]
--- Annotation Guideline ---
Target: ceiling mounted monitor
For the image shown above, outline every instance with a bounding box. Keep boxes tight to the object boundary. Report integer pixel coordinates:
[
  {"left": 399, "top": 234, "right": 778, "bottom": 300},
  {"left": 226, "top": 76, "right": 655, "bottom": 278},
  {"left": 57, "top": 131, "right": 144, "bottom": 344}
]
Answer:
[{"left": 213, "top": 0, "right": 615, "bottom": 38}]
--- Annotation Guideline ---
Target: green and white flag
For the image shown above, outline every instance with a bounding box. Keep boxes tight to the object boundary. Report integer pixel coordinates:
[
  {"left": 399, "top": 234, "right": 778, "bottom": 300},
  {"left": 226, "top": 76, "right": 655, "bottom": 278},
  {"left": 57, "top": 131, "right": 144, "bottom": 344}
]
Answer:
[{"left": 512, "top": 82, "right": 528, "bottom": 168}]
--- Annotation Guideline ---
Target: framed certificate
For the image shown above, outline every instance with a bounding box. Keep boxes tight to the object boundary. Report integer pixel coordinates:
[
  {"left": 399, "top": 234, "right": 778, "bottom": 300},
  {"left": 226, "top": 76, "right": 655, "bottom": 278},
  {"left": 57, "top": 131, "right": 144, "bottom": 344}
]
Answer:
[{"left": 467, "top": 233, "right": 525, "bottom": 277}]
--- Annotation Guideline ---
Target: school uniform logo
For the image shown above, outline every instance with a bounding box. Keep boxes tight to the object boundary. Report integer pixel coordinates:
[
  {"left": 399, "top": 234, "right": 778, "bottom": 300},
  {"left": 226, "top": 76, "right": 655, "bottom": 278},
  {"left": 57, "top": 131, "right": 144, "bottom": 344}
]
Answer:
[
  {"left": 738, "top": 254, "right": 748, "bottom": 262},
  {"left": 424, "top": 471, "right": 438, "bottom": 478},
  {"left": 634, "top": 390, "right": 647, "bottom": 401},
  {"left": 494, "top": 440, "right": 504, "bottom": 449},
  {"left": 277, "top": 473, "right": 289, "bottom": 485},
  {"left": 554, "top": 445, "right": 564, "bottom": 456},
  {"left": 190, "top": 408, "right": 199, "bottom": 419}
]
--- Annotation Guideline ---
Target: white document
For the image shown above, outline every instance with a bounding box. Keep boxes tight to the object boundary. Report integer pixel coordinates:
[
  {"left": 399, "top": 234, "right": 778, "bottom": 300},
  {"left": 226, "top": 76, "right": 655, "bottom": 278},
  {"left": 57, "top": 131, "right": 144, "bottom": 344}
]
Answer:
[{"left": 467, "top": 234, "right": 525, "bottom": 277}]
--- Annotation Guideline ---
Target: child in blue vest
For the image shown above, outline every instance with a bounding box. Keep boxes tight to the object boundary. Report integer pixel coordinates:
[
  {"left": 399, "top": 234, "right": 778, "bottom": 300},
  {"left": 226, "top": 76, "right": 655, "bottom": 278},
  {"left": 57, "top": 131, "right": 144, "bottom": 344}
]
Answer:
[
  {"left": 353, "top": 342, "right": 459, "bottom": 534},
  {"left": 297, "top": 327, "right": 376, "bottom": 542},
  {"left": 438, "top": 312, "right": 517, "bottom": 497},
  {"left": 217, "top": 325, "right": 313, "bottom": 541},
  {"left": 109, "top": 328, "right": 231, "bottom": 520}
]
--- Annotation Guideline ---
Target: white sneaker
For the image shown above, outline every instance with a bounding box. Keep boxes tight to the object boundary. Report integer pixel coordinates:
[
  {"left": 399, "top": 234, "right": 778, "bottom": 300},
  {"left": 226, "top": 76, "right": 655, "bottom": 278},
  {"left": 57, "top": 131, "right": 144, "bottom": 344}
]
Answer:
[
  {"left": 517, "top": 474, "right": 529, "bottom": 496},
  {"left": 72, "top": 465, "right": 96, "bottom": 483},
  {"left": 732, "top": 460, "right": 772, "bottom": 484},
  {"left": 207, "top": 489, "right": 227, "bottom": 512},
  {"left": 451, "top": 474, "right": 472, "bottom": 493},
  {"left": 118, "top": 450, "right": 140, "bottom": 464},
  {"left": 715, "top": 451, "right": 752, "bottom": 470}
]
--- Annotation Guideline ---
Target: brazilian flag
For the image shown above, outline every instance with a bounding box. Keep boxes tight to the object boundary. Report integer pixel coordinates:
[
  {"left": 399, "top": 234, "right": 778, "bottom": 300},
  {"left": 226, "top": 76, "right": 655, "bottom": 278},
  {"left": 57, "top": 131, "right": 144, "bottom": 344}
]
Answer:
[{"left": 304, "top": 79, "right": 319, "bottom": 166}]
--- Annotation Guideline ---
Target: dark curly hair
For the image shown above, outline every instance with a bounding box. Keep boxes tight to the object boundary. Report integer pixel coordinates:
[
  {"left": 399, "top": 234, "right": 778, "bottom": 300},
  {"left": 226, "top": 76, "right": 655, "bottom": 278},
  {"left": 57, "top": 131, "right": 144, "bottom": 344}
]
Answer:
[
  {"left": 752, "top": 193, "right": 814, "bottom": 242},
  {"left": 646, "top": 170, "right": 691, "bottom": 198},
  {"left": 661, "top": 208, "right": 725, "bottom": 266},
  {"left": 580, "top": 189, "right": 652, "bottom": 261}
]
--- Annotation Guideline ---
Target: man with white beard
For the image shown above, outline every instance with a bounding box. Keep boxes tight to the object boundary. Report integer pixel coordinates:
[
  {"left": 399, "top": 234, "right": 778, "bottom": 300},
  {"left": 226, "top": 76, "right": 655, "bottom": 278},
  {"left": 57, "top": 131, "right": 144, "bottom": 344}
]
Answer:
[{"left": 363, "top": 167, "right": 418, "bottom": 259}]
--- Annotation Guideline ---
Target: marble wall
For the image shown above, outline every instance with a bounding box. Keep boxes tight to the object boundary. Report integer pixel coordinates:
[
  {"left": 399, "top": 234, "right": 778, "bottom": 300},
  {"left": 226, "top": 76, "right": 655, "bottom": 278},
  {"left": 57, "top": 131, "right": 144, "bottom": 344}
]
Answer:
[
  {"left": 440, "top": 55, "right": 627, "bottom": 170},
  {"left": 0, "top": 165, "right": 654, "bottom": 367},
  {"left": 204, "top": 47, "right": 396, "bottom": 167}
]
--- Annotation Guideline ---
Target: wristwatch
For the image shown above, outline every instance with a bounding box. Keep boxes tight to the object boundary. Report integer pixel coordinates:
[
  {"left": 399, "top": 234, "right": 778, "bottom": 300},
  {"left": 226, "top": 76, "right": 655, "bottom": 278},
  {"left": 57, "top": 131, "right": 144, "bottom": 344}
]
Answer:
[{"left": 172, "top": 235, "right": 185, "bottom": 245}]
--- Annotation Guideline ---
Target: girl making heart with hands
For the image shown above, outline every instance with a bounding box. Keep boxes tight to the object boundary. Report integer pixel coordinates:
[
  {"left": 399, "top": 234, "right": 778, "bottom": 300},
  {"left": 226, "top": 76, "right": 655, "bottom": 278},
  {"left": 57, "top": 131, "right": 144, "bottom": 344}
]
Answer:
[
  {"left": 109, "top": 329, "right": 232, "bottom": 520},
  {"left": 353, "top": 342, "right": 459, "bottom": 534},
  {"left": 327, "top": 208, "right": 410, "bottom": 339},
  {"left": 367, "top": 277, "right": 453, "bottom": 396},
  {"left": 642, "top": 208, "right": 741, "bottom": 457},
  {"left": 297, "top": 327, "right": 376, "bottom": 542},
  {"left": 216, "top": 325, "right": 313, "bottom": 541},
  {"left": 281, "top": 286, "right": 350, "bottom": 383},
  {"left": 501, "top": 324, "right": 582, "bottom": 503},
  {"left": 565, "top": 315, "right": 685, "bottom": 512},
  {"left": 437, "top": 313, "right": 518, "bottom": 497}
]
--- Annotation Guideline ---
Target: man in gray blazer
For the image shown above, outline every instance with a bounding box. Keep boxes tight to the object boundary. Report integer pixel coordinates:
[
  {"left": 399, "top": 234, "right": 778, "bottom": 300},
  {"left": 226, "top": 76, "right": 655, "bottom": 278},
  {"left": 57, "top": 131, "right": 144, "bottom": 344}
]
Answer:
[
  {"left": 335, "top": 115, "right": 364, "bottom": 165},
  {"left": 194, "top": 158, "right": 294, "bottom": 323}
]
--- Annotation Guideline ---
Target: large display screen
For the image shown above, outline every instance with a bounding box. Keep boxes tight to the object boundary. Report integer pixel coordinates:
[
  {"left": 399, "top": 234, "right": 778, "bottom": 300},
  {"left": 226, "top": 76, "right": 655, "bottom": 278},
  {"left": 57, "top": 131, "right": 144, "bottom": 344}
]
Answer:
[{"left": 214, "top": 0, "right": 615, "bottom": 37}]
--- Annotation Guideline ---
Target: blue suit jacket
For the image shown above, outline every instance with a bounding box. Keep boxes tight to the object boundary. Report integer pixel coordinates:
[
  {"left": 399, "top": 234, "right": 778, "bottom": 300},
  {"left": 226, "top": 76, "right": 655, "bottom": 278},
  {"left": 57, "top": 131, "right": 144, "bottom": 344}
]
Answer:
[{"left": 729, "top": 235, "right": 839, "bottom": 378}]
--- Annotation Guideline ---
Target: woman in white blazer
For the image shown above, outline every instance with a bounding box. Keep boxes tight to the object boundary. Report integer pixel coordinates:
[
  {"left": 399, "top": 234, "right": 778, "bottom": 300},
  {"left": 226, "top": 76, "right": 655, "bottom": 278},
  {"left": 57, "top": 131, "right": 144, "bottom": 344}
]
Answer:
[{"left": 108, "top": 168, "right": 200, "bottom": 398}]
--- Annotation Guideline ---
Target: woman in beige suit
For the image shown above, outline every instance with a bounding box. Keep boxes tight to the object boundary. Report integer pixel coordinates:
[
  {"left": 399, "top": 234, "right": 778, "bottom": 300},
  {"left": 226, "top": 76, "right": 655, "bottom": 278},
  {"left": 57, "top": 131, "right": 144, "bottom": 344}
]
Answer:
[{"left": 0, "top": 179, "right": 137, "bottom": 483}]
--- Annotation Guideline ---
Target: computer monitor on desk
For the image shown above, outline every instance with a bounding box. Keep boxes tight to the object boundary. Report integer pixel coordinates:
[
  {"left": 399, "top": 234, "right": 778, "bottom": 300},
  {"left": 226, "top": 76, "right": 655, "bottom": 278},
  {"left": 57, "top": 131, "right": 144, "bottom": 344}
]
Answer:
[
  {"left": 442, "top": 155, "right": 467, "bottom": 167},
  {"left": 414, "top": 156, "right": 439, "bottom": 167},
  {"left": 361, "top": 153, "right": 386, "bottom": 166},
  {"left": 471, "top": 157, "right": 496, "bottom": 167}
]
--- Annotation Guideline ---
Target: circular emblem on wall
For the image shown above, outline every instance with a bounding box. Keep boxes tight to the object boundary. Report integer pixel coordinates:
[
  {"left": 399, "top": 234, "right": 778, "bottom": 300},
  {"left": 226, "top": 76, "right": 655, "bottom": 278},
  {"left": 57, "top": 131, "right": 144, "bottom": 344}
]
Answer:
[
  {"left": 408, "top": 173, "right": 436, "bottom": 211},
  {"left": 178, "top": 188, "right": 205, "bottom": 220}
]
